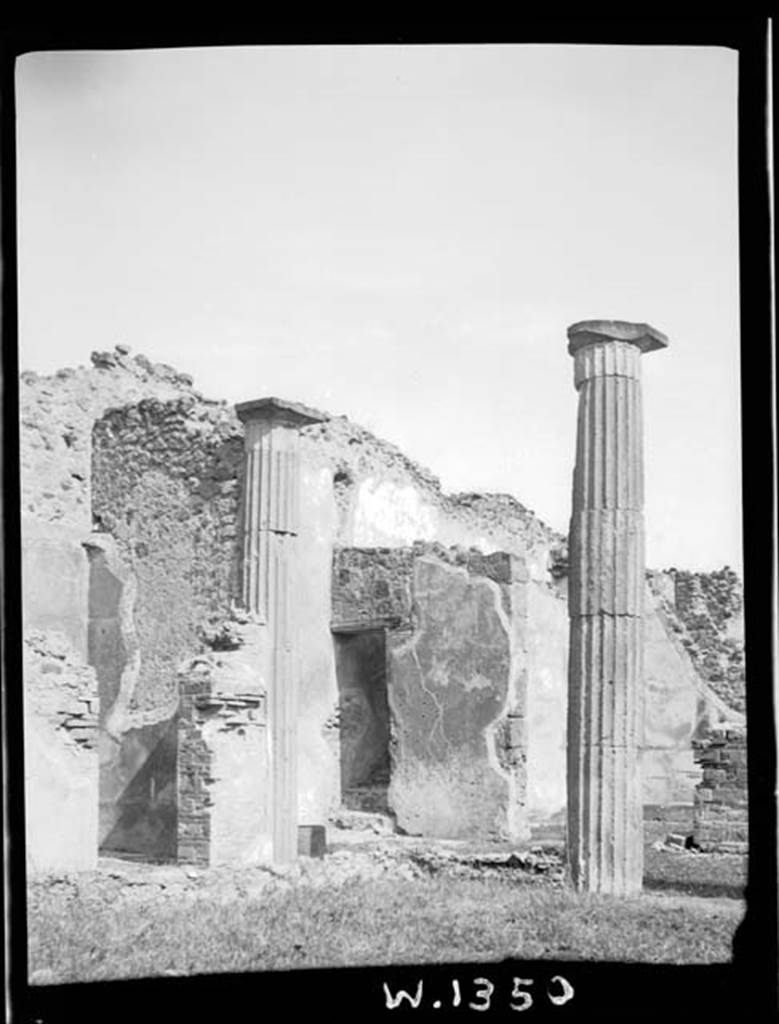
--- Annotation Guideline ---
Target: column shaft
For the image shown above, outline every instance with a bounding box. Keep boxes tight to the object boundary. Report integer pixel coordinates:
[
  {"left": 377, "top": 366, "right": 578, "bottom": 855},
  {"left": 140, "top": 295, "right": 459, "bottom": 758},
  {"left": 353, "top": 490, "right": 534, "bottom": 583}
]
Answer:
[{"left": 566, "top": 322, "right": 667, "bottom": 896}]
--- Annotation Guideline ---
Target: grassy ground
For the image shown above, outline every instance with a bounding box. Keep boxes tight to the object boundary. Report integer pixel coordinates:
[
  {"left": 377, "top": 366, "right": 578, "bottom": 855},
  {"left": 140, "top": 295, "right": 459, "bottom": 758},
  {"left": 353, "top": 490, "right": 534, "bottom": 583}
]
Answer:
[{"left": 27, "top": 848, "right": 746, "bottom": 983}]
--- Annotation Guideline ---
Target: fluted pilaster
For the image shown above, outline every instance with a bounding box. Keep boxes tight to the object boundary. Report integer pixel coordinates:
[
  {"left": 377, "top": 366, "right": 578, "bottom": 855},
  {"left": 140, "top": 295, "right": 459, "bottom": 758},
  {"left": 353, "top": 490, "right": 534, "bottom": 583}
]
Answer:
[
  {"left": 236, "top": 397, "right": 324, "bottom": 865},
  {"left": 241, "top": 418, "right": 300, "bottom": 620},
  {"left": 565, "top": 319, "right": 668, "bottom": 896}
]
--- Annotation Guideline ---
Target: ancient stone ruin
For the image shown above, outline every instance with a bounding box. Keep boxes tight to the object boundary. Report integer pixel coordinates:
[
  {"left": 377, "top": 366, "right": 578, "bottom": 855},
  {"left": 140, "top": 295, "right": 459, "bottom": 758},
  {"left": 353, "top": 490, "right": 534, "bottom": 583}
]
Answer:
[{"left": 20, "top": 341, "right": 746, "bottom": 875}]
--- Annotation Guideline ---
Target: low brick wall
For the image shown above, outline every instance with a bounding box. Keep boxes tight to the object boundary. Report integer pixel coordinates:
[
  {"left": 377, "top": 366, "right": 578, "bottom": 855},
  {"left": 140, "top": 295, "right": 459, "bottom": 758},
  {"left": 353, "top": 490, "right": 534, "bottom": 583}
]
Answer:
[
  {"left": 177, "top": 661, "right": 213, "bottom": 866},
  {"left": 177, "top": 650, "right": 269, "bottom": 867},
  {"left": 693, "top": 725, "right": 748, "bottom": 853}
]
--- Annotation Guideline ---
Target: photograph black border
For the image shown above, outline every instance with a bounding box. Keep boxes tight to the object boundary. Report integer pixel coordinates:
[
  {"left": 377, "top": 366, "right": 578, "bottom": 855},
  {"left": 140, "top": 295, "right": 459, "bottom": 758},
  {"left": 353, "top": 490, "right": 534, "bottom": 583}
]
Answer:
[{"left": 2, "top": 18, "right": 774, "bottom": 1021}]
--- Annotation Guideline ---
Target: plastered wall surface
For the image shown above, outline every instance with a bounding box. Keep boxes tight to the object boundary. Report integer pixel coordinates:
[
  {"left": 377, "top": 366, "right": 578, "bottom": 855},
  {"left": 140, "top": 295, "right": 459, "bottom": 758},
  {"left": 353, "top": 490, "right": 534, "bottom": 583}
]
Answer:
[
  {"left": 295, "top": 460, "right": 342, "bottom": 824},
  {"left": 642, "top": 591, "right": 703, "bottom": 807},
  {"left": 24, "top": 631, "right": 98, "bottom": 873},
  {"left": 525, "top": 581, "right": 569, "bottom": 823},
  {"left": 332, "top": 546, "right": 529, "bottom": 839},
  {"left": 22, "top": 517, "right": 89, "bottom": 658},
  {"left": 388, "top": 556, "right": 515, "bottom": 839}
]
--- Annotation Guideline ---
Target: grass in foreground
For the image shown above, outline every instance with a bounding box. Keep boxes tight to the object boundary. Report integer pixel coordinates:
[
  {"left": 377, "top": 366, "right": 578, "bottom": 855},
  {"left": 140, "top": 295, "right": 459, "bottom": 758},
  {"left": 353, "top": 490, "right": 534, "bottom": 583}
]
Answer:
[{"left": 28, "top": 873, "right": 744, "bottom": 983}]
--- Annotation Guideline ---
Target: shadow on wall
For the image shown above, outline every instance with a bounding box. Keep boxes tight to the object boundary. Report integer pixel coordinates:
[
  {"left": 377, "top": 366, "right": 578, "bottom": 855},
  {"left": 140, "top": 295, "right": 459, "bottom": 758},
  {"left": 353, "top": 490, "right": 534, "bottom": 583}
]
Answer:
[
  {"left": 100, "top": 717, "right": 178, "bottom": 861},
  {"left": 333, "top": 629, "right": 391, "bottom": 814},
  {"left": 87, "top": 541, "right": 178, "bottom": 862}
]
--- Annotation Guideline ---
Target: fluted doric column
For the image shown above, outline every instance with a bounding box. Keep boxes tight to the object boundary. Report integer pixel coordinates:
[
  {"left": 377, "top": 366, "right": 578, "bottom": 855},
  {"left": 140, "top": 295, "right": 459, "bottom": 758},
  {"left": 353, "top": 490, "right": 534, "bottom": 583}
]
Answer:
[
  {"left": 566, "top": 320, "right": 668, "bottom": 895},
  {"left": 236, "top": 397, "right": 324, "bottom": 865}
]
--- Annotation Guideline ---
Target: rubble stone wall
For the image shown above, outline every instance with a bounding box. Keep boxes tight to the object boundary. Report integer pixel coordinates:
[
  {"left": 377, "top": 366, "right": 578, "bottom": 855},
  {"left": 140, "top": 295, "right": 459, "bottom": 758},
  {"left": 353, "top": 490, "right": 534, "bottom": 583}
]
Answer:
[
  {"left": 647, "top": 567, "right": 745, "bottom": 714},
  {"left": 20, "top": 347, "right": 198, "bottom": 530},
  {"left": 87, "top": 396, "right": 243, "bottom": 859},
  {"left": 91, "top": 396, "right": 243, "bottom": 718}
]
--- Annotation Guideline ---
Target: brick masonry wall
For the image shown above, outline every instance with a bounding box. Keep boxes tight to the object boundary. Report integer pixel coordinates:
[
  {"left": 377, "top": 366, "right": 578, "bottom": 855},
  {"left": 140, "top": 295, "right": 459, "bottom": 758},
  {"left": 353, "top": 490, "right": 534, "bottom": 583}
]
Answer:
[
  {"left": 177, "top": 651, "right": 269, "bottom": 867},
  {"left": 176, "top": 660, "right": 214, "bottom": 866},
  {"left": 693, "top": 725, "right": 748, "bottom": 853}
]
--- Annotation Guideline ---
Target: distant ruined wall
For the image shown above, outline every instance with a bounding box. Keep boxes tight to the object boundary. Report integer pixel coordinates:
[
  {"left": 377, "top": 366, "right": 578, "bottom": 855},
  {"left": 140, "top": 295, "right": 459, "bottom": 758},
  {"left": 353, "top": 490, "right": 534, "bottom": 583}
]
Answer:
[{"left": 647, "top": 568, "right": 745, "bottom": 714}]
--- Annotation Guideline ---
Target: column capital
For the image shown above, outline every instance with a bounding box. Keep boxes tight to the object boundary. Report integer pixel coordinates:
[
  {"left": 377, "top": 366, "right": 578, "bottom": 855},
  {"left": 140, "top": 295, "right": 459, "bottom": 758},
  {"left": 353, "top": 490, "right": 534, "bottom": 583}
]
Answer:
[
  {"left": 567, "top": 319, "right": 669, "bottom": 356},
  {"left": 235, "top": 396, "right": 328, "bottom": 429}
]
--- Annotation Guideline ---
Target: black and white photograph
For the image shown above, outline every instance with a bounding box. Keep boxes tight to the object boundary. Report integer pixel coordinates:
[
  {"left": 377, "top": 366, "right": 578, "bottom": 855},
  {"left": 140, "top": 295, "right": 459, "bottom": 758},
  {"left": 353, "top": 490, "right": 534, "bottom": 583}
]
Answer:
[{"left": 4, "top": 21, "right": 775, "bottom": 1021}]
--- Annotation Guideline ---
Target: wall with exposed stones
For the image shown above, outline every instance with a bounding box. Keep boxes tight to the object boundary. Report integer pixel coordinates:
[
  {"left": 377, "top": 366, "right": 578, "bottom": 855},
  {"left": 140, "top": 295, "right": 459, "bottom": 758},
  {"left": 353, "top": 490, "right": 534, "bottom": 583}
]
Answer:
[
  {"left": 87, "top": 395, "right": 243, "bottom": 859},
  {"left": 20, "top": 348, "right": 205, "bottom": 865},
  {"left": 647, "top": 568, "right": 745, "bottom": 714},
  {"left": 20, "top": 346, "right": 198, "bottom": 530},
  {"left": 692, "top": 725, "right": 748, "bottom": 853},
  {"left": 24, "top": 630, "right": 98, "bottom": 873}
]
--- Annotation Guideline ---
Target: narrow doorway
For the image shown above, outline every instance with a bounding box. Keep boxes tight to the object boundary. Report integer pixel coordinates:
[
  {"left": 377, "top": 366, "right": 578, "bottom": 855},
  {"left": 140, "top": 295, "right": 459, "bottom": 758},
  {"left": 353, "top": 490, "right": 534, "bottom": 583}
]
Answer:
[{"left": 332, "top": 629, "right": 390, "bottom": 813}]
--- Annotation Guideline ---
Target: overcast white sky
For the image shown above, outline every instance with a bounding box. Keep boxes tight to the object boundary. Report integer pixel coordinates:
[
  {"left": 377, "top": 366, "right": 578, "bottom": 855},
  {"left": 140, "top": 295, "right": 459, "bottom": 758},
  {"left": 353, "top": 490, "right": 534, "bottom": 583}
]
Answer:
[{"left": 15, "top": 44, "right": 742, "bottom": 571}]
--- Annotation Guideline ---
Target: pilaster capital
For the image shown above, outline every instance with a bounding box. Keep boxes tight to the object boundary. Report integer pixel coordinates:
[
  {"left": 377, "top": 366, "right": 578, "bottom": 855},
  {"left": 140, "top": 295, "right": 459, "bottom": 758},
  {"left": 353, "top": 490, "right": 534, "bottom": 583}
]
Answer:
[{"left": 235, "top": 396, "right": 327, "bottom": 429}]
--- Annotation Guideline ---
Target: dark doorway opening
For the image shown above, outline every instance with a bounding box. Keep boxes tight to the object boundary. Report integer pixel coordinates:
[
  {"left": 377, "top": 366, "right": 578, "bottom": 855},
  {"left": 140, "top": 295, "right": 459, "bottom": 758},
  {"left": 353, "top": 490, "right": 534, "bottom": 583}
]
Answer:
[{"left": 333, "top": 629, "right": 390, "bottom": 813}]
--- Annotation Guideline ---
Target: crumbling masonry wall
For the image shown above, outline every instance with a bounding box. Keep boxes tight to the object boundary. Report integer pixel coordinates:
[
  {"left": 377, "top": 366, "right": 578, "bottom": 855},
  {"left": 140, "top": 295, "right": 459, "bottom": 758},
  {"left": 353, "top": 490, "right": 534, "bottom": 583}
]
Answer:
[
  {"left": 89, "top": 396, "right": 244, "bottom": 859},
  {"left": 332, "top": 544, "right": 529, "bottom": 840},
  {"left": 647, "top": 568, "right": 745, "bottom": 714},
  {"left": 20, "top": 347, "right": 748, "bottom": 870},
  {"left": 20, "top": 348, "right": 205, "bottom": 866}
]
